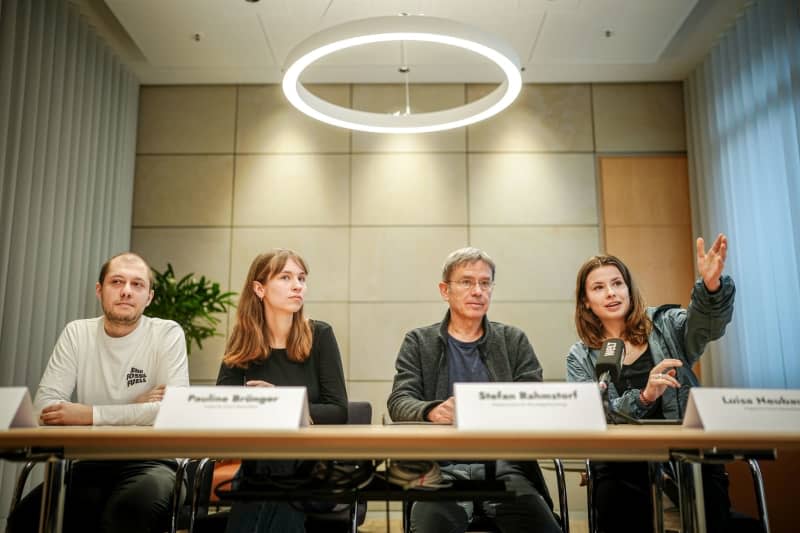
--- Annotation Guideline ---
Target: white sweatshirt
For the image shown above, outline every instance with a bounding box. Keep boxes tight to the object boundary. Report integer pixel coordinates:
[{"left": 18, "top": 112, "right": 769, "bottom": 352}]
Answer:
[{"left": 34, "top": 316, "right": 190, "bottom": 426}]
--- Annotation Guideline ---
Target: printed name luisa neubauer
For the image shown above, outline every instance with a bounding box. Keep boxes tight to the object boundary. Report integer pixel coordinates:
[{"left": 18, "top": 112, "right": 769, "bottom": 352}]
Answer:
[{"left": 722, "top": 395, "right": 800, "bottom": 406}]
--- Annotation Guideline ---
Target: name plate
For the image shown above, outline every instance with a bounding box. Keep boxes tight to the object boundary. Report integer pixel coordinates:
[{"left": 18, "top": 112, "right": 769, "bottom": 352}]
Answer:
[
  {"left": 154, "top": 386, "right": 310, "bottom": 430},
  {"left": 454, "top": 382, "right": 606, "bottom": 431},
  {"left": 0, "top": 387, "right": 37, "bottom": 429},
  {"left": 684, "top": 387, "right": 800, "bottom": 432}
]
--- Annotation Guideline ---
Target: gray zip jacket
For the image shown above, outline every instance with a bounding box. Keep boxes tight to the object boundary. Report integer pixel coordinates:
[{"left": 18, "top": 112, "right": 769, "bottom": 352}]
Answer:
[
  {"left": 566, "top": 275, "right": 735, "bottom": 419},
  {"left": 388, "top": 310, "right": 543, "bottom": 421}
]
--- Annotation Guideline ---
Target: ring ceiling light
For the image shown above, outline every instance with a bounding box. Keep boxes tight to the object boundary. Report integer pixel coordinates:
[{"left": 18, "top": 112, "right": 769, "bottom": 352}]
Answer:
[{"left": 282, "top": 16, "right": 522, "bottom": 134}]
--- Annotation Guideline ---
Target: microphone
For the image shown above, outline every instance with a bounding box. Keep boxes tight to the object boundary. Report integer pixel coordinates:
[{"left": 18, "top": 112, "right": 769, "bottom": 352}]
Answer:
[
  {"left": 595, "top": 338, "right": 624, "bottom": 395},
  {"left": 595, "top": 338, "right": 640, "bottom": 424},
  {"left": 593, "top": 339, "right": 680, "bottom": 425}
]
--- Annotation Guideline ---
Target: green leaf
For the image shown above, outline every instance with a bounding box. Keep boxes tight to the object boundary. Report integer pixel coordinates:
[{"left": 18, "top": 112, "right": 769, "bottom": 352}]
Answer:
[{"left": 148, "top": 263, "right": 237, "bottom": 355}]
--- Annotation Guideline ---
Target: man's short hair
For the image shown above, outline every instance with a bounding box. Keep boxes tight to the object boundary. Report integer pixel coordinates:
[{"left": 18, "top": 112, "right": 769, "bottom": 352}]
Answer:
[
  {"left": 98, "top": 252, "right": 154, "bottom": 290},
  {"left": 441, "top": 247, "right": 496, "bottom": 282}
]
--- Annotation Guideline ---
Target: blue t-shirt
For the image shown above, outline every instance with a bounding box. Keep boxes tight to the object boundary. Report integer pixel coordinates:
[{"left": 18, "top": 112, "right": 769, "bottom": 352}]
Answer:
[{"left": 446, "top": 335, "right": 490, "bottom": 396}]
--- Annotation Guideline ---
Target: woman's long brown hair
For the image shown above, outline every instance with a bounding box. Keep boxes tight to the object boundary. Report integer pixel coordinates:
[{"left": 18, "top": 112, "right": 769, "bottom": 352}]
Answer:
[
  {"left": 223, "top": 249, "right": 313, "bottom": 368},
  {"left": 574, "top": 255, "right": 651, "bottom": 349}
]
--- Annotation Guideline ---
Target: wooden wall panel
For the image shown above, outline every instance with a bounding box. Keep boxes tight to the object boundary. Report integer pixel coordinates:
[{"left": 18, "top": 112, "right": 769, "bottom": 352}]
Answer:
[
  {"left": 599, "top": 156, "right": 694, "bottom": 308},
  {"left": 600, "top": 157, "right": 691, "bottom": 226},
  {"left": 604, "top": 226, "right": 694, "bottom": 307},
  {"left": 599, "top": 155, "right": 697, "bottom": 384}
]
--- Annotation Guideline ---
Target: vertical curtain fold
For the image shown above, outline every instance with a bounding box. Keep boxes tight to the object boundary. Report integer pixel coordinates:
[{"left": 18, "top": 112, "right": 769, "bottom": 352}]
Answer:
[
  {"left": 686, "top": 0, "right": 800, "bottom": 388},
  {"left": 0, "top": 0, "right": 139, "bottom": 523}
]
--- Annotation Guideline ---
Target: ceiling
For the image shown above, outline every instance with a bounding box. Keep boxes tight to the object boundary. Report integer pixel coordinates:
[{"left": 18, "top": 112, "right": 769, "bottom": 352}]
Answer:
[{"left": 75, "top": 0, "right": 750, "bottom": 85}]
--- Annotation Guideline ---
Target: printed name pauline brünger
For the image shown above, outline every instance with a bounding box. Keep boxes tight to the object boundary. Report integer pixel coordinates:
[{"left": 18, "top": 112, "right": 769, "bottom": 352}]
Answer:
[
  {"left": 186, "top": 393, "right": 278, "bottom": 405},
  {"left": 478, "top": 390, "right": 578, "bottom": 401}
]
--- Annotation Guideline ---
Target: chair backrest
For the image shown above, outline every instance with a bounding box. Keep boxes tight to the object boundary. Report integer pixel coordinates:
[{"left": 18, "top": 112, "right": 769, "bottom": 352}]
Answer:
[
  {"left": 185, "top": 401, "right": 374, "bottom": 533},
  {"left": 305, "top": 401, "right": 373, "bottom": 532},
  {"left": 347, "top": 400, "right": 372, "bottom": 425}
]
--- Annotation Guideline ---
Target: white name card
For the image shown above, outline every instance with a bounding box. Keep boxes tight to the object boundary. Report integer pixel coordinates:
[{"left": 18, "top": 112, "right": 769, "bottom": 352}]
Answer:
[
  {"left": 684, "top": 387, "right": 800, "bottom": 432},
  {"left": 454, "top": 382, "right": 606, "bottom": 431},
  {"left": 0, "top": 387, "right": 37, "bottom": 429},
  {"left": 154, "top": 386, "right": 310, "bottom": 430}
]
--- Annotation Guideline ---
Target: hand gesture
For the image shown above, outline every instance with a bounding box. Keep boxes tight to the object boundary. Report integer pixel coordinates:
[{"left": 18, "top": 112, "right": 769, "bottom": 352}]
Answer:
[
  {"left": 39, "top": 402, "right": 93, "bottom": 425},
  {"left": 697, "top": 233, "right": 728, "bottom": 292},
  {"left": 134, "top": 384, "right": 166, "bottom": 403},
  {"left": 641, "top": 359, "right": 683, "bottom": 402},
  {"left": 426, "top": 397, "right": 455, "bottom": 424}
]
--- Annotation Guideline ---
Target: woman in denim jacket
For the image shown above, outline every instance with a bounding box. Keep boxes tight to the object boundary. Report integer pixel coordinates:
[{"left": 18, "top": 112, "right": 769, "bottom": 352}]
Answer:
[{"left": 566, "top": 234, "right": 753, "bottom": 533}]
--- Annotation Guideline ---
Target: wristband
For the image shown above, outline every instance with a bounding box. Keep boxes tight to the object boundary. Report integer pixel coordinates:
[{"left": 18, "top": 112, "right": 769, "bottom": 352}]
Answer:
[{"left": 639, "top": 389, "right": 654, "bottom": 406}]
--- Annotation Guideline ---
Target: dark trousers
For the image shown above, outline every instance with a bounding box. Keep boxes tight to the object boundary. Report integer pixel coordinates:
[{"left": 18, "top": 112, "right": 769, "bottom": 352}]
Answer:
[
  {"left": 224, "top": 502, "right": 305, "bottom": 533},
  {"left": 7, "top": 460, "right": 181, "bottom": 533},
  {"left": 223, "top": 461, "right": 307, "bottom": 533},
  {"left": 410, "top": 461, "right": 562, "bottom": 533},
  {"left": 593, "top": 461, "right": 760, "bottom": 533}
]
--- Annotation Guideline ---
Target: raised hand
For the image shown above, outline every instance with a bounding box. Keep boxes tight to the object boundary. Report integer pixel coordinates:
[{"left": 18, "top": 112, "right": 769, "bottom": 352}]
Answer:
[{"left": 696, "top": 233, "right": 728, "bottom": 292}]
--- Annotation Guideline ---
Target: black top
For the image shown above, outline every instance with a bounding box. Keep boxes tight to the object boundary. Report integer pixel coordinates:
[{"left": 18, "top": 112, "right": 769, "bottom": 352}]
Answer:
[
  {"left": 615, "top": 346, "right": 664, "bottom": 419},
  {"left": 216, "top": 320, "right": 348, "bottom": 424}
]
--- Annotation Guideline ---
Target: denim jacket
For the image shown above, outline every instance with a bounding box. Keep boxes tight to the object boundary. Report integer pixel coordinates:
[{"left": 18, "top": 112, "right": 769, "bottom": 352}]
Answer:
[{"left": 566, "top": 276, "right": 735, "bottom": 419}]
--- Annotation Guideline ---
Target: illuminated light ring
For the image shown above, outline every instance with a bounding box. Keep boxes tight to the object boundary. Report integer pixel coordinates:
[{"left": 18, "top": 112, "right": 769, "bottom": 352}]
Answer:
[{"left": 282, "top": 16, "right": 522, "bottom": 134}]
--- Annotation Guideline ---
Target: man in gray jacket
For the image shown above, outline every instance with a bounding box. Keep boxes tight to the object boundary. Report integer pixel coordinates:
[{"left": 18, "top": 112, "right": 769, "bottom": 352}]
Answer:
[{"left": 387, "top": 247, "right": 561, "bottom": 533}]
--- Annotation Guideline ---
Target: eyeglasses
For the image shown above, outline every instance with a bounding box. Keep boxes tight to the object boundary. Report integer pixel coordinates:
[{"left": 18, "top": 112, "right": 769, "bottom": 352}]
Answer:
[{"left": 447, "top": 279, "right": 495, "bottom": 292}]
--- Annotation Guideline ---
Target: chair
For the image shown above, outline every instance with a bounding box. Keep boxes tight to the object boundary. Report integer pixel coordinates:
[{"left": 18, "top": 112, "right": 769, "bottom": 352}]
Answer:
[
  {"left": 183, "top": 401, "right": 373, "bottom": 533},
  {"left": 171, "top": 458, "right": 209, "bottom": 533},
  {"left": 671, "top": 454, "right": 771, "bottom": 533},
  {"left": 583, "top": 459, "right": 672, "bottom": 533},
  {"left": 584, "top": 456, "right": 771, "bottom": 533},
  {"left": 306, "top": 400, "right": 372, "bottom": 532},
  {"left": 5, "top": 460, "right": 40, "bottom": 533},
  {"left": 8, "top": 459, "right": 183, "bottom": 533}
]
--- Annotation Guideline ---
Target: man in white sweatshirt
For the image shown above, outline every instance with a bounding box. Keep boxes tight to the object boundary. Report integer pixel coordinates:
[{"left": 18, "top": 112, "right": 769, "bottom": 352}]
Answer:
[{"left": 8, "top": 252, "right": 190, "bottom": 533}]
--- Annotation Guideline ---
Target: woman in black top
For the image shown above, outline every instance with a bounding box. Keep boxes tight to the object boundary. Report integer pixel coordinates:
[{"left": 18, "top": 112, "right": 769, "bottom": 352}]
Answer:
[
  {"left": 217, "top": 249, "right": 347, "bottom": 533},
  {"left": 567, "top": 235, "right": 758, "bottom": 533}
]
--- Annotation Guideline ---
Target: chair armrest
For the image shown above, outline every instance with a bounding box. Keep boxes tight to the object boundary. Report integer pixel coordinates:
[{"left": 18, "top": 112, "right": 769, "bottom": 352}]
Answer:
[{"left": 10, "top": 460, "right": 38, "bottom": 515}]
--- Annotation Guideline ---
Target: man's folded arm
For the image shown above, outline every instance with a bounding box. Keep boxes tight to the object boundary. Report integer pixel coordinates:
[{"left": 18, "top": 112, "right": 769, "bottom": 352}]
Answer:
[{"left": 93, "top": 402, "right": 160, "bottom": 426}]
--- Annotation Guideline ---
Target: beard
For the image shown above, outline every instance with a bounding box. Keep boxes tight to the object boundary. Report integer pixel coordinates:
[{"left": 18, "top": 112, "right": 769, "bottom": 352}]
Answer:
[{"left": 103, "top": 303, "right": 143, "bottom": 326}]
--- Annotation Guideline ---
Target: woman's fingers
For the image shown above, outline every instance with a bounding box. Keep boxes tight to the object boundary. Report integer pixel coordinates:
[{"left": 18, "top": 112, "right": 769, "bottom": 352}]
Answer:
[
  {"left": 657, "top": 359, "right": 683, "bottom": 373},
  {"left": 649, "top": 371, "right": 680, "bottom": 387},
  {"left": 662, "top": 375, "right": 681, "bottom": 388},
  {"left": 245, "top": 380, "right": 275, "bottom": 387},
  {"left": 696, "top": 237, "right": 706, "bottom": 262}
]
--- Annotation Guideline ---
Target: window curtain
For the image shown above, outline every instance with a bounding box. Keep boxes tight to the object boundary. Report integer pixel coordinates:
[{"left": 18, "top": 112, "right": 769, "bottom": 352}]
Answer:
[
  {"left": 0, "top": 0, "right": 139, "bottom": 523},
  {"left": 685, "top": 0, "right": 799, "bottom": 388}
]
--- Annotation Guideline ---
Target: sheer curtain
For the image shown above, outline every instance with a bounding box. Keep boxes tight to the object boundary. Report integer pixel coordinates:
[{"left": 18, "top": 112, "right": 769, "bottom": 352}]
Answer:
[
  {"left": 0, "top": 0, "right": 139, "bottom": 523},
  {"left": 685, "top": 0, "right": 800, "bottom": 388}
]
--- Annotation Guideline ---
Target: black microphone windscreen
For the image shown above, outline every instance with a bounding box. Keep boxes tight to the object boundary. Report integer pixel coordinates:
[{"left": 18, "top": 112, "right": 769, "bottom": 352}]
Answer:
[{"left": 595, "top": 338, "right": 625, "bottom": 382}]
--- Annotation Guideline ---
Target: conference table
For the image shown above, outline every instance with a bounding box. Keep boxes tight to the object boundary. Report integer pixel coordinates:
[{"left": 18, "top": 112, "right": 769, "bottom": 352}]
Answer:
[{"left": 2, "top": 424, "right": 798, "bottom": 533}]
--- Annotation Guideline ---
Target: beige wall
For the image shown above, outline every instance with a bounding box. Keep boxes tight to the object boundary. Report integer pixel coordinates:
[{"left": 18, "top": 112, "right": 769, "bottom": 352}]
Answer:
[{"left": 131, "top": 82, "right": 686, "bottom": 425}]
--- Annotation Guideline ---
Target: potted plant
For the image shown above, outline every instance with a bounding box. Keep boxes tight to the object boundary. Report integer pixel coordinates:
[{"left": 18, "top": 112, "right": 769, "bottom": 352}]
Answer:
[{"left": 147, "top": 263, "right": 236, "bottom": 354}]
